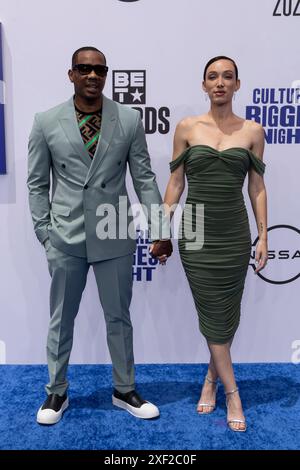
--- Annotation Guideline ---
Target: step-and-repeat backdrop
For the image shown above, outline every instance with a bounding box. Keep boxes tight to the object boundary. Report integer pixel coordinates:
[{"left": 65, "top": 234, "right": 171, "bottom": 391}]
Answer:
[{"left": 0, "top": 0, "right": 299, "bottom": 364}]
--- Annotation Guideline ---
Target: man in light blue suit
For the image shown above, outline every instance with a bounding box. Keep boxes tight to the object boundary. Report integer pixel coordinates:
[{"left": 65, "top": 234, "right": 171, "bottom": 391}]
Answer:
[{"left": 27, "top": 47, "right": 172, "bottom": 425}]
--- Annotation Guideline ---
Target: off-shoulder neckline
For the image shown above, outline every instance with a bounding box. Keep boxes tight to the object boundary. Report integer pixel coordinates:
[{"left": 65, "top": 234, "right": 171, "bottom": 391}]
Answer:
[{"left": 176, "top": 144, "right": 261, "bottom": 160}]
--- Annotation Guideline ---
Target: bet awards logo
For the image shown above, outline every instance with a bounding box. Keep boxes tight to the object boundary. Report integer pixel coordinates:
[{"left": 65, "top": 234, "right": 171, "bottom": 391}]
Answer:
[
  {"left": 113, "top": 70, "right": 146, "bottom": 105},
  {"left": 113, "top": 69, "right": 170, "bottom": 134},
  {"left": 246, "top": 86, "right": 300, "bottom": 144},
  {"left": 250, "top": 225, "right": 300, "bottom": 284},
  {"left": 273, "top": 0, "right": 300, "bottom": 15},
  {"left": 133, "top": 230, "right": 158, "bottom": 281}
]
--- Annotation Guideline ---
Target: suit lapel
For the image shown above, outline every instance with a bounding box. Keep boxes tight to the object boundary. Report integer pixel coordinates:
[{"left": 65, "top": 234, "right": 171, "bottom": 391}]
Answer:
[
  {"left": 85, "top": 95, "right": 117, "bottom": 184},
  {"left": 59, "top": 97, "right": 91, "bottom": 169}
]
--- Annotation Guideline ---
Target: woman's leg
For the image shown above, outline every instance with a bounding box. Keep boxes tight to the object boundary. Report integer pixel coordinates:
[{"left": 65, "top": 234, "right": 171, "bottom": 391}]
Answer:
[
  {"left": 197, "top": 356, "right": 218, "bottom": 413},
  {"left": 207, "top": 341, "right": 246, "bottom": 431},
  {"left": 197, "top": 338, "right": 233, "bottom": 413}
]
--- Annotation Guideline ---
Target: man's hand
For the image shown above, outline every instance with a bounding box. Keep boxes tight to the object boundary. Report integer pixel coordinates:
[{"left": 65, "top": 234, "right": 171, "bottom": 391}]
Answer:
[{"left": 149, "top": 240, "right": 173, "bottom": 265}]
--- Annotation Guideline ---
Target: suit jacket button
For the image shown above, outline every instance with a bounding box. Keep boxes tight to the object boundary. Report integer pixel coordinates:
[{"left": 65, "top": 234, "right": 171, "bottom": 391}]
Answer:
[
  {"left": 84, "top": 184, "right": 89, "bottom": 189},
  {"left": 118, "top": 161, "right": 121, "bottom": 165},
  {"left": 101, "top": 183, "right": 106, "bottom": 188},
  {"left": 62, "top": 164, "right": 66, "bottom": 169}
]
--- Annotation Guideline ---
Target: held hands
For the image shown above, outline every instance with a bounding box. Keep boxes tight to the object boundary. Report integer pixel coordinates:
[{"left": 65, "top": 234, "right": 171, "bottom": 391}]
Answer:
[
  {"left": 255, "top": 239, "right": 268, "bottom": 273},
  {"left": 149, "top": 239, "right": 173, "bottom": 265}
]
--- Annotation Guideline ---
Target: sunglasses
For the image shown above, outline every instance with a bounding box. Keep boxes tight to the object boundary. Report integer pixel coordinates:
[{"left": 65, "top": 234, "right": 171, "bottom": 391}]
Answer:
[{"left": 72, "top": 64, "right": 109, "bottom": 77}]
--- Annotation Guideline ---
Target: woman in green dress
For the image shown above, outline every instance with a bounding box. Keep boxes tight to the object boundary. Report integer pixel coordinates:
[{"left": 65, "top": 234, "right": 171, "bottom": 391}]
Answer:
[{"left": 163, "top": 56, "right": 268, "bottom": 432}]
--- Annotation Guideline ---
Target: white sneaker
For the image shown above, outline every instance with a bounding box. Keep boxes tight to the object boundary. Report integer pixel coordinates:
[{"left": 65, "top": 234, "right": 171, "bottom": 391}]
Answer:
[
  {"left": 37, "top": 393, "right": 69, "bottom": 425},
  {"left": 112, "top": 389, "right": 159, "bottom": 419}
]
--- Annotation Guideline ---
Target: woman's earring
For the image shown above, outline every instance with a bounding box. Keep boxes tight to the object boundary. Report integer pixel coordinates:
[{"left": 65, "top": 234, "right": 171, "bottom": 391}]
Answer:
[
  {"left": 233, "top": 92, "right": 236, "bottom": 100},
  {"left": 205, "top": 93, "right": 208, "bottom": 101}
]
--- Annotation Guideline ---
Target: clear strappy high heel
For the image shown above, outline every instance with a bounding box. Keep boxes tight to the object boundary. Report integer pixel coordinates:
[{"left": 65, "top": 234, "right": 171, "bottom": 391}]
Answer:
[
  {"left": 197, "top": 375, "right": 218, "bottom": 414},
  {"left": 225, "top": 387, "right": 247, "bottom": 432}
]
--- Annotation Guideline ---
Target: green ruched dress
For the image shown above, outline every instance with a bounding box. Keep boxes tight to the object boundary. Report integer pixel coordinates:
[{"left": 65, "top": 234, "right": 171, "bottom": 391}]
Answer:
[{"left": 170, "top": 145, "right": 265, "bottom": 344}]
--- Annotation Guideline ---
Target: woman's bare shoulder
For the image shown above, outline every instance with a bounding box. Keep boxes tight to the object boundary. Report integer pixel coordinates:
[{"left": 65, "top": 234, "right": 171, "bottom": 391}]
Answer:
[
  {"left": 243, "top": 118, "right": 264, "bottom": 133},
  {"left": 176, "top": 114, "right": 209, "bottom": 130}
]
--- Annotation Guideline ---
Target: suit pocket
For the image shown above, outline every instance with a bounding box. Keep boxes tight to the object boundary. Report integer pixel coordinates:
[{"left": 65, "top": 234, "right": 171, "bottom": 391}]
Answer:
[{"left": 51, "top": 202, "right": 71, "bottom": 217}]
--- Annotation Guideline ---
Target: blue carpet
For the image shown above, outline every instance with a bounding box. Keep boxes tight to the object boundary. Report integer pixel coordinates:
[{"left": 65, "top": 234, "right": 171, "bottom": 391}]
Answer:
[{"left": 0, "top": 364, "right": 299, "bottom": 450}]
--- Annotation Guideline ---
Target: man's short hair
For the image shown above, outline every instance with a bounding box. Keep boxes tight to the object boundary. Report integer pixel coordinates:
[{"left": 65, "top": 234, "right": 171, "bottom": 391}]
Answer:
[{"left": 72, "top": 47, "right": 107, "bottom": 67}]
